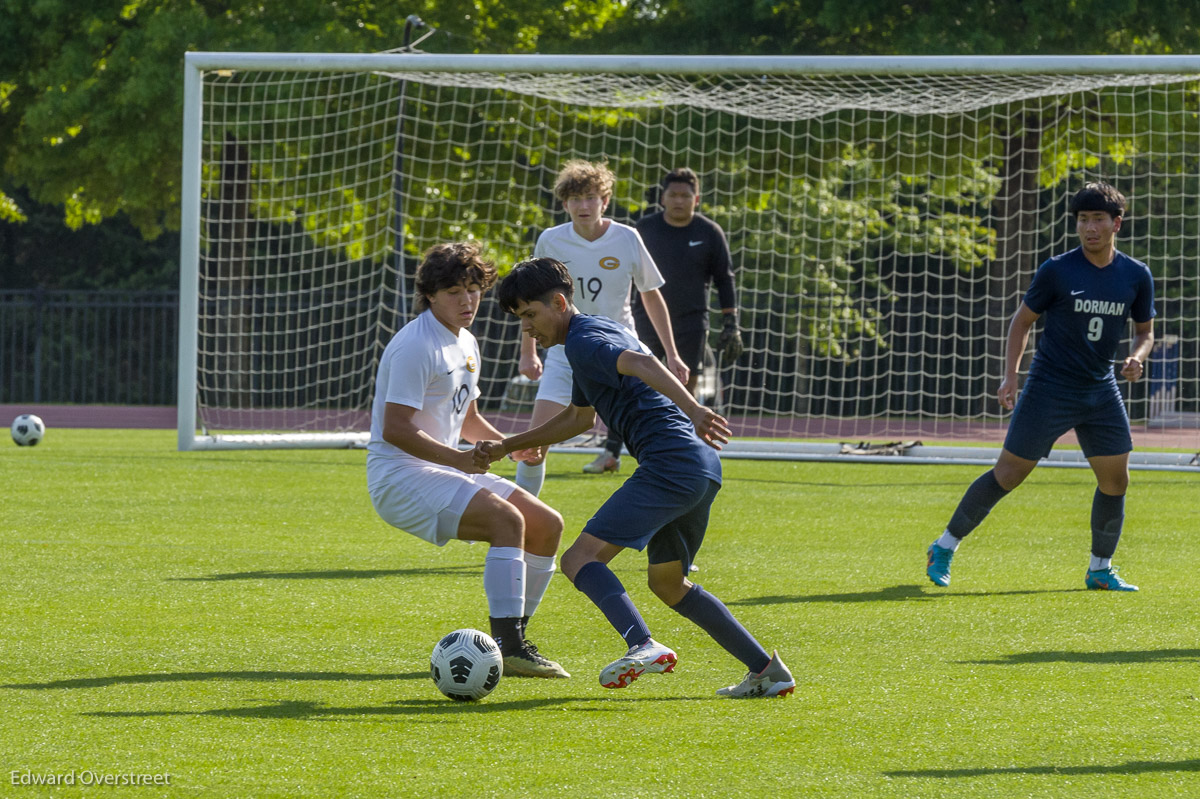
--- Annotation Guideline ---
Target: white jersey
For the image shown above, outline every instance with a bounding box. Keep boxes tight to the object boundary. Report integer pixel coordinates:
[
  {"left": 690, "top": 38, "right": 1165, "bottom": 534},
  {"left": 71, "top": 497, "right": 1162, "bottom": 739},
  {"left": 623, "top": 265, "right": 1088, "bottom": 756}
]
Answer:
[
  {"left": 534, "top": 220, "right": 664, "bottom": 331},
  {"left": 367, "top": 308, "right": 481, "bottom": 477}
]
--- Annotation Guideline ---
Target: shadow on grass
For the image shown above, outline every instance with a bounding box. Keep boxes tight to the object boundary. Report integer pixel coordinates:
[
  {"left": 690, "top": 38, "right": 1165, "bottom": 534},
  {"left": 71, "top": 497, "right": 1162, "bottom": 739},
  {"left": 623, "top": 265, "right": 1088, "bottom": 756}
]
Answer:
[
  {"left": 727, "top": 584, "right": 1082, "bottom": 606},
  {"left": 963, "top": 648, "right": 1200, "bottom": 666},
  {"left": 4, "top": 671, "right": 427, "bottom": 690},
  {"left": 82, "top": 694, "right": 702, "bottom": 720},
  {"left": 886, "top": 758, "right": 1200, "bottom": 779},
  {"left": 172, "top": 565, "right": 480, "bottom": 582}
]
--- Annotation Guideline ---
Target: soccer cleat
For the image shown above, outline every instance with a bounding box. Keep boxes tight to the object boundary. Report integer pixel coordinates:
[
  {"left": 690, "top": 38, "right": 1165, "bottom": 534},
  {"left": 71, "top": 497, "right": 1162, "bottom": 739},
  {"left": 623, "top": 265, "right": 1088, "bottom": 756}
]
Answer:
[
  {"left": 926, "top": 542, "right": 955, "bottom": 587},
  {"left": 599, "top": 638, "right": 677, "bottom": 688},
  {"left": 717, "top": 650, "right": 796, "bottom": 698},
  {"left": 582, "top": 453, "right": 620, "bottom": 474},
  {"left": 1085, "top": 566, "right": 1139, "bottom": 592},
  {"left": 503, "top": 641, "right": 571, "bottom": 678}
]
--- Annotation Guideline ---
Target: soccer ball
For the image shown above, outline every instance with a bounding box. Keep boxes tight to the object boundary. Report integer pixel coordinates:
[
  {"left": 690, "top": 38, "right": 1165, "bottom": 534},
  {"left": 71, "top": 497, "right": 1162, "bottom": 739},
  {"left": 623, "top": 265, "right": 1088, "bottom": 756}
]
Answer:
[
  {"left": 11, "top": 414, "right": 45, "bottom": 447},
  {"left": 430, "top": 628, "right": 503, "bottom": 701}
]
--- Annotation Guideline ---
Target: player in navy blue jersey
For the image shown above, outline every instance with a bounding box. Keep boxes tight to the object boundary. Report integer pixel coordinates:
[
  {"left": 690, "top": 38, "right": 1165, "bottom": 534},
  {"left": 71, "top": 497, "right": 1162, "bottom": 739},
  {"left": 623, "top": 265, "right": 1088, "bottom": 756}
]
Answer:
[
  {"left": 926, "top": 182, "right": 1155, "bottom": 591},
  {"left": 478, "top": 257, "right": 795, "bottom": 698}
]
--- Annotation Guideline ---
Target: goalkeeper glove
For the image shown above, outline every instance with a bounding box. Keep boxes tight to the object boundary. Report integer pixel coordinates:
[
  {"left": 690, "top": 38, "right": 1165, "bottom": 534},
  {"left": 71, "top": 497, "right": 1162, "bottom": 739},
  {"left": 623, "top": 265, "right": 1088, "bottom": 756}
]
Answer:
[{"left": 717, "top": 313, "right": 744, "bottom": 363}]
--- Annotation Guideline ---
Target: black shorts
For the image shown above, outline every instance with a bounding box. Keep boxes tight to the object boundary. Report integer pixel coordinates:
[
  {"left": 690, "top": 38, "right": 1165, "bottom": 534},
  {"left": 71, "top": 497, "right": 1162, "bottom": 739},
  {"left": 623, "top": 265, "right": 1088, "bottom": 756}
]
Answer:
[{"left": 635, "top": 319, "right": 707, "bottom": 373}]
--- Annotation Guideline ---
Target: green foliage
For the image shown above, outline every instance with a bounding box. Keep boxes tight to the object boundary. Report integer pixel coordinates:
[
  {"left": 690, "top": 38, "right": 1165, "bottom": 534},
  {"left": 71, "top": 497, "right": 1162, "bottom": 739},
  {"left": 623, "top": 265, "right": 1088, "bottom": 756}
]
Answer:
[{"left": 4, "top": 430, "right": 1200, "bottom": 797}]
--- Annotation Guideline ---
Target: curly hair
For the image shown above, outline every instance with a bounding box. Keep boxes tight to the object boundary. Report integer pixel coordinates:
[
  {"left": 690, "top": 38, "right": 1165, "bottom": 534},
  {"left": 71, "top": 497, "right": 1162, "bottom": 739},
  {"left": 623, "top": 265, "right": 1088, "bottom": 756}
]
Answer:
[
  {"left": 552, "top": 159, "right": 615, "bottom": 203},
  {"left": 414, "top": 241, "right": 497, "bottom": 312}
]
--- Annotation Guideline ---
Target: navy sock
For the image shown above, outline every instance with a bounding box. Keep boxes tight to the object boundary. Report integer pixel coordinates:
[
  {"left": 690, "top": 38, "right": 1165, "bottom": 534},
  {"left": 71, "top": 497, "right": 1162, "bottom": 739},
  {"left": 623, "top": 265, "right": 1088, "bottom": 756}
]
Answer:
[
  {"left": 573, "top": 561, "right": 650, "bottom": 648},
  {"left": 946, "top": 469, "right": 1011, "bottom": 540},
  {"left": 604, "top": 432, "right": 622, "bottom": 458},
  {"left": 672, "top": 584, "right": 770, "bottom": 674},
  {"left": 1090, "top": 489, "right": 1126, "bottom": 559}
]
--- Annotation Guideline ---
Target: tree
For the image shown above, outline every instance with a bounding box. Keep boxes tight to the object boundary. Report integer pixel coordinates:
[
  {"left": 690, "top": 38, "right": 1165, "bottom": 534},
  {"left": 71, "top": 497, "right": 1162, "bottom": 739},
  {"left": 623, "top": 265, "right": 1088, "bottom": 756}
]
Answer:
[{"left": 0, "top": 0, "right": 631, "bottom": 241}]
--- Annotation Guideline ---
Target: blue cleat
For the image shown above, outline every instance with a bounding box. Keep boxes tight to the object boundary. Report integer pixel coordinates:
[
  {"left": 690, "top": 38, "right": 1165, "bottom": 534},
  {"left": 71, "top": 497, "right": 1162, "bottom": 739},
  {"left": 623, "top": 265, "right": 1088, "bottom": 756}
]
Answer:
[
  {"left": 1085, "top": 566, "right": 1138, "bottom": 592},
  {"left": 926, "top": 542, "right": 954, "bottom": 587}
]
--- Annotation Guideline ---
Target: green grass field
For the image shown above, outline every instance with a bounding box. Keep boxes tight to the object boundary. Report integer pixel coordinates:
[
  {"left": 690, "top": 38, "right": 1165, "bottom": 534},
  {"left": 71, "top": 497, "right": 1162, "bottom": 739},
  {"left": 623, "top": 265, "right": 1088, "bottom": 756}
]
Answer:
[{"left": 3, "top": 430, "right": 1198, "bottom": 798}]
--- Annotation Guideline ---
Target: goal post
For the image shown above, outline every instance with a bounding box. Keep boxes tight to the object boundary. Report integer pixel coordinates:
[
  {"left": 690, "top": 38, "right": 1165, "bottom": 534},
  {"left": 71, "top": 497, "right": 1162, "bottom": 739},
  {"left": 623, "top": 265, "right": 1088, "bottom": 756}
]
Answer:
[{"left": 178, "top": 52, "right": 1200, "bottom": 470}]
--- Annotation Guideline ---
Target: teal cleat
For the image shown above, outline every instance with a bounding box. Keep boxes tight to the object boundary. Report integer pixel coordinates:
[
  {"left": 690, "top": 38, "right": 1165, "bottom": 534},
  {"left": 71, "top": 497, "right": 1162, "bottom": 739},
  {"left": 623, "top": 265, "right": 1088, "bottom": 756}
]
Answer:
[
  {"left": 926, "top": 542, "right": 955, "bottom": 587},
  {"left": 1085, "top": 566, "right": 1139, "bottom": 592}
]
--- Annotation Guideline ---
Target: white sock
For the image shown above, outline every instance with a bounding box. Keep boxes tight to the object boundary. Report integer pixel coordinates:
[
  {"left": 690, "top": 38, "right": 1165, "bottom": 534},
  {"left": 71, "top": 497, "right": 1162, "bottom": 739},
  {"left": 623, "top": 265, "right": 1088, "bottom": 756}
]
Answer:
[
  {"left": 935, "top": 530, "right": 961, "bottom": 551},
  {"left": 515, "top": 460, "right": 545, "bottom": 497},
  {"left": 522, "top": 552, "right": 557, "bottom": 619},
  {"left": 1089, "top": 555, "right": 1112, "bottom": 572},
  {"left": 483, "top": 547, "right": 526, "bottom": 619}
]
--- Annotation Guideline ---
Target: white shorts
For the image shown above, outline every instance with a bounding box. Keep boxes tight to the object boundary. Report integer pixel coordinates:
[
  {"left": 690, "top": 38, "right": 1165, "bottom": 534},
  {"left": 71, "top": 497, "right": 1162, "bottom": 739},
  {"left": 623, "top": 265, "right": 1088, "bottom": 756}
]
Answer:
[
  {"left": 367, "top": 460, "right": 518, "bottom": 546},
  {"left": 534, "top": 345, "right": 574, "bottom": 406}
]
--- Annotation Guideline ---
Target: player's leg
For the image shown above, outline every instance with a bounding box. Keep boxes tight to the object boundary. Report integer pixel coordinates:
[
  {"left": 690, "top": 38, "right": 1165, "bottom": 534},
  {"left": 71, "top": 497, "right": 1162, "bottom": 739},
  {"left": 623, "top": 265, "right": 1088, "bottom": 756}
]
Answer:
[
  {"left": 1078, "top": 399, "right": 1138, "bottom": 591},
  {"left": 646, "top": 481, "right": 794, "bottom": 698},
  {"left": 562, "top": 532, "right": 675, "bottom": 688},
  {"left": 502, "top": 488, "right": 570, "bottom": 675},
  {"left": 458, "top": 485, "right": 568, "bottom": 675},
  {"left": 583, "top": 429, "right": 622, "bottom": 474},
  {"left": 927, "top": 380, "right": 1065, "bottom": 587},
  {"left": 514, "top": 398, "right": 563, "bottom": 496},
  {"left": 515, "top": 346, "right": 574, "bottom": 496}
]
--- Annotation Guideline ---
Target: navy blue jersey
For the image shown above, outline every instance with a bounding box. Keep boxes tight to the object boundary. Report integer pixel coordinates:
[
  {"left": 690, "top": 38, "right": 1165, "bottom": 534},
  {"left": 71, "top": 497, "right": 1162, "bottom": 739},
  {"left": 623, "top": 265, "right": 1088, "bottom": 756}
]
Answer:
[
  {"left": 1024, "top": 247, "right": 1155, "bottom": 388},
  {"left": 632, "top": 212, "right": 736, "bottom": 329},
  {"left": 565, "top": 313, "right": 721, "bottom": 483}
]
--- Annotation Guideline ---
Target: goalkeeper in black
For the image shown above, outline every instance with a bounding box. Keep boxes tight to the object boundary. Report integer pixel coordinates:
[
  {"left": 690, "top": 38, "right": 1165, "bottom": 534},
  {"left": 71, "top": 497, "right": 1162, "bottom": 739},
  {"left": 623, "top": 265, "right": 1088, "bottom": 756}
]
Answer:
[{"left": 633, "top": 167, "right": 744, "bottom": 401}]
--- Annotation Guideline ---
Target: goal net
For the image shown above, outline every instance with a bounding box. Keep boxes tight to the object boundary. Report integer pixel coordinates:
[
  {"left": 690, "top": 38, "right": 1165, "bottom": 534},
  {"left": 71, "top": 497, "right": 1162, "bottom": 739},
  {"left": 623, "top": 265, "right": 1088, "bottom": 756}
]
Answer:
[{"left": 178, "top": 54, "right": 1200, "bottom": 469}]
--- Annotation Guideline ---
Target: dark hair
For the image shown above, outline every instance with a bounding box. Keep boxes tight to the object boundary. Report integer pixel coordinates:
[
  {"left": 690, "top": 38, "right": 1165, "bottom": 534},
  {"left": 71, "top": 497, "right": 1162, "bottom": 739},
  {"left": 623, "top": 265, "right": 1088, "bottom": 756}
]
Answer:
[
  {"left": 553, "top": 160, "right": 615, "bottom": 203},
  {"left": 497, "top": 258, "right": 575, "bottom": 313},
  {"left": 661, "top": 167, "right": 700, "bottom": 193},
  {"left": 1068, "top": 182, "right": 1126, "bottom": 219},
  {"left": 414, "top": 241, "right": 497, "bottom": 312}
]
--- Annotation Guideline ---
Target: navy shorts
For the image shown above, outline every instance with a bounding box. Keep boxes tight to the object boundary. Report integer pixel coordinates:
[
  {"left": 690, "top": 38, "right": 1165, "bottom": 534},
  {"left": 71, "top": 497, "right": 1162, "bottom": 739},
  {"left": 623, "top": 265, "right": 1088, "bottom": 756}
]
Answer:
[
  {"left": 1003, "top": 377, "right": 1132, "bottom": 460},
  {"left": 583, "top": 465, "right": 720, "bottom": 573}
]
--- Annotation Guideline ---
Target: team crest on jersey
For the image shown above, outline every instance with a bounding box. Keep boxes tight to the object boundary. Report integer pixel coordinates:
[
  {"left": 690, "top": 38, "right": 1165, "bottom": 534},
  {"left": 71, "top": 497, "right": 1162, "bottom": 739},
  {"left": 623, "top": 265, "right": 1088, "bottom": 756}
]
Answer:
[
  {"left": 466, "top": 355, "right": 477, "bottom": 373},
  {"left": 599, "top": 256, "right": 620, "bottom": 270}
]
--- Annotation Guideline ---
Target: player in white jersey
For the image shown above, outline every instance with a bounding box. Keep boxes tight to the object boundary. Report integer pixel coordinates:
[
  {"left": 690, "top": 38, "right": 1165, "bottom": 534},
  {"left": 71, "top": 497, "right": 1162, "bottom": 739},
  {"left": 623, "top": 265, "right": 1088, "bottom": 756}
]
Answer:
[
  {"left": 515, "top": 160, "right": 689, "bottom": 493},
  {"left": 367, "top": 241, "right": 569, "bottom": 678}
]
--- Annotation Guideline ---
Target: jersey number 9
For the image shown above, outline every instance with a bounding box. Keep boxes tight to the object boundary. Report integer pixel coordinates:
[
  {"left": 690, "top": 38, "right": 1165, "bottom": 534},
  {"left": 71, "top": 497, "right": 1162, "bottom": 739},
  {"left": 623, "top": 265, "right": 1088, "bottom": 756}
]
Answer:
[{"left": 1087, "top": 316, "right": 1103, "bottom": 342}]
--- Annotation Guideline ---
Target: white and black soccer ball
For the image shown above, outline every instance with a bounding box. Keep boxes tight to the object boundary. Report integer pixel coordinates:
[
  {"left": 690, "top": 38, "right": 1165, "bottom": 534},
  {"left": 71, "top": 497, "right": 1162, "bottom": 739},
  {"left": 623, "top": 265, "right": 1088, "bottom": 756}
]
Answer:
[
  {"left": 430, "top": 628, "right": 503, "bottom": 701},
  {"left": 11, "top": 414, "right": 45, "bottom": 447}
]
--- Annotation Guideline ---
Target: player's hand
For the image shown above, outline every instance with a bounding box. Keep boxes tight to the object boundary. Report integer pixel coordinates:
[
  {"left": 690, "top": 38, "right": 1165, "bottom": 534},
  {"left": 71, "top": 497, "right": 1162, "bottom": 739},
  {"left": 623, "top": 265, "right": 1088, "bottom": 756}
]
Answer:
[
  {"left": 457, "top": 446, "right": 490, "bottom": 474},
  {"left": 507, "top": 446, "right": 541, "bottom": 464},
  {"left": 473, "top": 440, "right": 506, "bottom": 467},
  {"left": 718, "top": 315, "right": 744, "bottom": 363},
  {"left": 519, "top": 351, "right": 543, "bottom": 381},
  {"left": 513, "top": 445, "right": 547, "bottom": 466},
  {"left": 997, "top": 374, "right": 1019, "bottom": 411},
  {"left": 666, "top": 353, "right": 690, "bottom": 385},
  {"left": 690, "top": 406, "right": 732, "bottom": 450},
  {"left": 1120, "top": 356, "right": 1145, "bottom": 382}
]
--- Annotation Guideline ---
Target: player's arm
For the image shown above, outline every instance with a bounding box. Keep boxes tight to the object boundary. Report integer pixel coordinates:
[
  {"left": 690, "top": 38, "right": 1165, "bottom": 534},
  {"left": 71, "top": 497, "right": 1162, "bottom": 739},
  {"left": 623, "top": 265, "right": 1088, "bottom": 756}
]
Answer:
[
  {"left": 477, "top": 404, "right": 596, "bottom": 465},
  {"left": 1121, "top": 320, "right": 1154, "bottom": 382},
  {"left": 518, "top": 332, "right": 543, "bottom": 380},
  {"left": 382, "top": 402, "right": 486, "bottom": 474},
  {"left": 997, "top": 303, "right": 1040, "bottom": 410},
  {"left": 459, "top": 401, "right": 504, "bottom": 444},
  {"left": 616, "top": 349, "right": 731, "bottom": 450},
  {"left": 637, "top": 288, "right": 690, "bottom": 384}
]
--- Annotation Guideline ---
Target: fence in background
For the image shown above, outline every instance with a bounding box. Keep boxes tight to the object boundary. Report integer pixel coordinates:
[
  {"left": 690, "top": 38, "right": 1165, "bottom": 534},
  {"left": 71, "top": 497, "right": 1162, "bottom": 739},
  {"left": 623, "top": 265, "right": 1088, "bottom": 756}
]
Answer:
[{"left": 0, "top": 290, "right": 178, "bottom": 405}]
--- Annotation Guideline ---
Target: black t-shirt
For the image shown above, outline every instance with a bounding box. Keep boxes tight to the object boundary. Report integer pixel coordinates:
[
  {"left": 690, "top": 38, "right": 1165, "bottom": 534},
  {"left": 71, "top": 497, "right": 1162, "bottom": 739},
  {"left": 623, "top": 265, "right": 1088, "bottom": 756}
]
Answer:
[{"left": 632, "top": 212, "right": 736, "bottom": 332}]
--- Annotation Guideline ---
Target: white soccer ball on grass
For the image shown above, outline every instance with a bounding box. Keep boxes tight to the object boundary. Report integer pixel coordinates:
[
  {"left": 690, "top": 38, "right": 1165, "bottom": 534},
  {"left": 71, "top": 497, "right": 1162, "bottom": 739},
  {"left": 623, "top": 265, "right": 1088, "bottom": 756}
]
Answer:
[
  {"left": 430, "top": 628, "right": 503, "bottom": 701},
  {"left": 11, "top": 414, "right": 45, "bottom": 447}
]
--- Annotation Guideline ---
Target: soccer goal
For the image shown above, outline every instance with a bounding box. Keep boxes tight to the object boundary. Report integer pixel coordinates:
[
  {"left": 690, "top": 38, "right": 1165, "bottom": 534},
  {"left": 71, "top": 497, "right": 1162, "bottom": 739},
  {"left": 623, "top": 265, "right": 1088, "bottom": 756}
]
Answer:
[{"left": 178, "top": 53, "right": 1200, "bottom": 470}]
